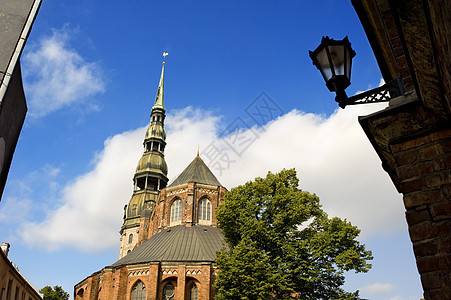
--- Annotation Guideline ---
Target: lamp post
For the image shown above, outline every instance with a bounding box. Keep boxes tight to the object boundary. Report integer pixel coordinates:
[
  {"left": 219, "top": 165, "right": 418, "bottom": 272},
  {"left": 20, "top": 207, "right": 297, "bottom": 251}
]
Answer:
[{"left": 309, "top": 36, "right": 404, "bottom": 108}]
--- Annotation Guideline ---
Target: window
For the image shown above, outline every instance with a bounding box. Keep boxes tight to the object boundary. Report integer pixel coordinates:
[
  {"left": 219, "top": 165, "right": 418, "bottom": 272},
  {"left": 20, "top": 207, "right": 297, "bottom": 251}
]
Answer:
[
  {"left": 136, "top": 177, "right": 146, "bottom": 191},
  {"left": 162, "top": 283, "right": 174, "bottom": 300},
  {"left": 128, "top": 233, "right": 133, "bottom": 244},
  {"left": 131, "top": 204, "right": 137, "bottom": 217},
  {"left": 198, "top": 198, "right": 211, "bottom": 225},
  {"left": 76, "top": 288, "right": 84, "bottom": 300},
  {"left": 189, "top": 283, "right": 198, "bottom": 300},
  {"left": 170, "top": 199, "right": 182, "bottom": 226},
  {"left": 6, "top": 280, "right": 12, "bottom": 300},
  {"left": 131, "top": 281, "right": 146, "bottom": 300}
]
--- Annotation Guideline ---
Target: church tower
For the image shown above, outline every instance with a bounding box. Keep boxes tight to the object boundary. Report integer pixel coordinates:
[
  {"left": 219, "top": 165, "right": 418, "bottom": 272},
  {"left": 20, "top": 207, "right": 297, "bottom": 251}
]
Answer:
[
  {"left": 76, "top": 59, "right": 227, "bottom": 300},
  {"left": 119, "top": 62, "right": 169, "bottom": 259}
]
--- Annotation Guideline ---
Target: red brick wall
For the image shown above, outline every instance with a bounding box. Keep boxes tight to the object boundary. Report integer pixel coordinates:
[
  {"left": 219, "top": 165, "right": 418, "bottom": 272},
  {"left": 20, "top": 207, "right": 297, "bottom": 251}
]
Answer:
[
  {"left": 76, "top": 262, "right": 217, "bottom": 300},
  {"left": 391, "top": 128, "right": 451, "bottom": 299},
  {"left": 146, "top": 183, "right": 226, "bottom": 238}
]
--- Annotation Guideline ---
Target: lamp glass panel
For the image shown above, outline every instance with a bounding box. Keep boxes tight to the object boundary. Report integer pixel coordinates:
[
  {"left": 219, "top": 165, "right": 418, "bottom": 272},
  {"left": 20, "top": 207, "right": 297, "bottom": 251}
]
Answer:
[
  {"left": 345, "top": 47, "right": 352, "bottom": 80},
  {"left": 316, "top": 47, "right": 333, "bottom": 81},
  {"left": 328, "top": 44, "right": 345, "bottom": 76}
]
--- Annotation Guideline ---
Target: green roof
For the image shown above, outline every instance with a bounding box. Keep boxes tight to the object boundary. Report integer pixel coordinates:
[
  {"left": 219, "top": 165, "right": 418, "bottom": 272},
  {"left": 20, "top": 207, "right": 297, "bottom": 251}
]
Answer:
[
  {"left": 111, "top": 225, "right": 224, "bottom": 267},
  {"left": 168, "top": 156, "right": 222, "bottom": 187}
]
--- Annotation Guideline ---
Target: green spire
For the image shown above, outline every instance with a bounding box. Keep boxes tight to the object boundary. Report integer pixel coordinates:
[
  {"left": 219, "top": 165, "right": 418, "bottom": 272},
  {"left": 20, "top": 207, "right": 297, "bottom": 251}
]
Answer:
[{"left": 153, "top": 62, "right": 165, "bottom": 110}]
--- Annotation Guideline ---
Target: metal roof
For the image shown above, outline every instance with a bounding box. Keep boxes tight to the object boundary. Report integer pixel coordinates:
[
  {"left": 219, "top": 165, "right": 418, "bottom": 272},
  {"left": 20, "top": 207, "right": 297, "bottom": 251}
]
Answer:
[
  {"left": 168, "top": 156, "right": 222, "bottom": 187},
  {"left": 111, "top": 225, "right": 224, "bottom": 267}
]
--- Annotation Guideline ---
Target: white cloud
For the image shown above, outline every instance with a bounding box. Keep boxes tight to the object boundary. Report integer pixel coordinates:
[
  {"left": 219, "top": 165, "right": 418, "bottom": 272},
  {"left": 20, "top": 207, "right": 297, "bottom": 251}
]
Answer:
[
  {"left": 360, "top": 283, "right": 395, "bottom": 294},
  {"left": 206, "top": 104, "right": 405, "bottom": 238},
  {"left": 0, "top": 196, "right": 32, "bottom": 225},
  {"left": 23, "top": 26, "right": 105, "bottom": 118},
  {"left": 19, "top": 104, "right": 405, "bottom": 252},
  {"left": 20, "top": 128, "right": 144, "bottom": 252}
]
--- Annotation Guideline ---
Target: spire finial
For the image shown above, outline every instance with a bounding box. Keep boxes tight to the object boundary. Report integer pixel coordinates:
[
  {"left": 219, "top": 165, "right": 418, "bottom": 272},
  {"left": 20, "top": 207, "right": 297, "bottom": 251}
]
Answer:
[
  {"left": 153, "top": 53, "right": 167, "bottom": 110},
  {"left": 163, "top": 52, "right": 168, "bottom": 65},
  {"left": 197, "top": 145, "right": 200, "bottom": 157}
]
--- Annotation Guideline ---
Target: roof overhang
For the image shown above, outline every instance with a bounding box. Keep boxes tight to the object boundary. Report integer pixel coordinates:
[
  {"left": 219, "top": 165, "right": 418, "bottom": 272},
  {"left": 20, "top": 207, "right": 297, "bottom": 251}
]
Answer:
[{"left": 0, "top": 0, "right": 42, "bottom": 199}]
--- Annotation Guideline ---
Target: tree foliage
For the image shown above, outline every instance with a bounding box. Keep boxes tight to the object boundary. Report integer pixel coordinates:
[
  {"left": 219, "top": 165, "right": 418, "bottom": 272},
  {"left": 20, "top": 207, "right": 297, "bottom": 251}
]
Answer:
[
  {"left": 39, "top": 286, "right": 69, "bottom": 300},
  {"left": 215, "top": 169, "right": 372, "bottom": 300}
]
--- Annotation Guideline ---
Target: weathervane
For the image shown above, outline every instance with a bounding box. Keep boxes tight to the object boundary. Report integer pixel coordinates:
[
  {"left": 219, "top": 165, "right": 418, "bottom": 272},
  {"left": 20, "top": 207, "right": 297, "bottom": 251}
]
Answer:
[{"left": 163, "top": 52, "right": 168, "bottom": 64}]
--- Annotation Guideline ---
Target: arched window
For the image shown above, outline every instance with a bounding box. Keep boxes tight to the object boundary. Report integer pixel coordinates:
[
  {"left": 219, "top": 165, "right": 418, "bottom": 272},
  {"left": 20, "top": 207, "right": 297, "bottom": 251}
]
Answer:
[
  {"left": 170, "top": 199, "right": 182, "bottom": 226},
  {"left": 163, "top": 283, "right": 174, "bottom": 300},
  {"left": 198, "top": 198, "right": 211, "bottom": 225},
  {"left": 76, "top": 288, "right": 84, "bottom": 300},
  {"left": 131, "top": 281, "right": 146, "bottom": 300},
  {"left": 128, "top": 233, "right": 133, "bottom": 244},
  {"left": 189, "top": 283, "right": 198, "bottom": 300},
  {"left": 131, "top": 204, "right": 137, "bottom": 217}
]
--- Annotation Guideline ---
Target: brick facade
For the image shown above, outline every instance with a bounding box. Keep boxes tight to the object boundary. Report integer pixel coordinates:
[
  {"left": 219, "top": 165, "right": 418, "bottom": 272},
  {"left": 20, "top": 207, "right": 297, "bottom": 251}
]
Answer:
[
  {"left": 391, "top": 129, "right": 451, "bottom": 298},
  {"left": 146, "top": 183, "right": 226, "bottom": 239},
  {"left": 75, "top": 165, "right": 226, "bottom": 300},
  {"left": 74, "top": 256, "right": 219, "bottom": 300},
  {"left": 353, "top": 0, "right": 451, "bottom": 298}
]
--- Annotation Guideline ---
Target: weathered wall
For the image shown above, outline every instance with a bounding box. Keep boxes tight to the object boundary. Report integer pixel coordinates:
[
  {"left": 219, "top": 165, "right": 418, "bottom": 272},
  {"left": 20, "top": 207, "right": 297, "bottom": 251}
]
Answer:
[{"left": 353, "top": 0, "right": 451, "bottom": 299}]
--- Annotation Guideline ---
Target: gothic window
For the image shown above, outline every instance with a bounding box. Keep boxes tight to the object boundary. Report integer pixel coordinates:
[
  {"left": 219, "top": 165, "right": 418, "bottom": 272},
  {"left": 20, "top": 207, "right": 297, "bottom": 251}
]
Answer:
[
  {"left": 170, "top": 199, "right": 182, "bottom": 226},
  {"left": 76, "top": 288, "right": 84, "bottom": 300},
  {"left": 198, "top": 198, "right": 211, "bottom": 225},
  {"left": 128, "top": 233, "right": 133, "bottom": 244},
  {"left": 189, "top": 283, "right": 198, "bottom": 300},
  {"left": 162, "top": 283, "right": 174, "bottom": 300},
  {"left": 131, "top": 281, "right": 146, "bottom": 300}
]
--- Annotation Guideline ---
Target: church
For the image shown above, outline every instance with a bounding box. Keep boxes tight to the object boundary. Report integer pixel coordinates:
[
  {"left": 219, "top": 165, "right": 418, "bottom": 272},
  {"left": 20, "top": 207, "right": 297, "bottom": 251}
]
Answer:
[{"left": 74, "top": 61, "right": 227, "bottom": 300}]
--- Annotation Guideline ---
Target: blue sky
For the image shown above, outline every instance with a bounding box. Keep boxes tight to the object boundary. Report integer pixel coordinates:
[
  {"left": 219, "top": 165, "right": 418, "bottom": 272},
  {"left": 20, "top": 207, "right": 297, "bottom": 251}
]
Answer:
[{"left": 0, "top": 1, "right": 423, "bottom": 299}]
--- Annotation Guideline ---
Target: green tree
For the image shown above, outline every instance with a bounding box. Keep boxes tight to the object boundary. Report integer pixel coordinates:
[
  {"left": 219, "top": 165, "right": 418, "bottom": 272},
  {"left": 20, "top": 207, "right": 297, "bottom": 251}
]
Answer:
[
  {"left": 39, "top": 286, "right": 69, "bottom": 300},
  {"left": 215, "top": 169, "right": 372, "bottom": 300}
]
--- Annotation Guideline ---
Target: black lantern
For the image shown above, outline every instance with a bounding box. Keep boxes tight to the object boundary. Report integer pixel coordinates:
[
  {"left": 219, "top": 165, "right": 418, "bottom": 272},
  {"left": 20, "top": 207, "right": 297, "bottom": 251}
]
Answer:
[
  {"left": 309, "top": 36, "right": 356, "bottom": 108},
  {"left": 310, "top": 36, "right": 405, "bottom": 108}
]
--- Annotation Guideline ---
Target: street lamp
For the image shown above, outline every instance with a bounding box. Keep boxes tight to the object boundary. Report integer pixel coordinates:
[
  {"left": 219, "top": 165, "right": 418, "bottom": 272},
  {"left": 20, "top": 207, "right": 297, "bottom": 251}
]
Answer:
[{"left": 309, "top": 36, "right": 404, "bottom": 108}]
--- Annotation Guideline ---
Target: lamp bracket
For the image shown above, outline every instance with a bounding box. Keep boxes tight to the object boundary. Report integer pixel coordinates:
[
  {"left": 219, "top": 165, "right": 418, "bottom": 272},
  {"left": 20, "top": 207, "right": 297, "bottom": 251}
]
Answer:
[{"left": 345, "top": 76, "right": 405, "bottom": 106}]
